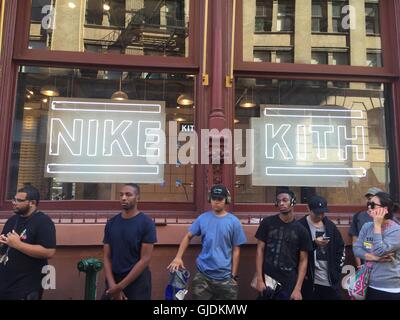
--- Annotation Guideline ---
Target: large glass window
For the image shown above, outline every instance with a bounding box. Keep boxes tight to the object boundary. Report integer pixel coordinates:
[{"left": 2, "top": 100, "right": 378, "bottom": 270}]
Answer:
[
  {"left": 243, "top": 0, "right": 383, "bottom": 67},
  {"left": 9, "top": 67, "right": 195, "bottom": 202},
  {"left": 29, "top": 0, "right": 190, "bottom": 57},
  {"left": 234, "top": 78, "right": 389, "bottom": 205}
]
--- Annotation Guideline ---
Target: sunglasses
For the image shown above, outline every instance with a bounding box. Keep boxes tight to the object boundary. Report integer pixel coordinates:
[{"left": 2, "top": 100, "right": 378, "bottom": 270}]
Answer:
[
  {"left": 367, "top": 201, "right": 383, "bottom": 209},
  {"left": 12, "top": 198, "right": 28, "bottom": 203}
]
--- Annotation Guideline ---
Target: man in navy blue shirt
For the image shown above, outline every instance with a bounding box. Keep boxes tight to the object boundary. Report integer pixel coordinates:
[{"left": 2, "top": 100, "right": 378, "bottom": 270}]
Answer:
[
  {"left": 168, "top": 185, "right": 247, "bottom": 300},
  {"left": 103, "top": 183, "right": 157, "bottom": 300}
]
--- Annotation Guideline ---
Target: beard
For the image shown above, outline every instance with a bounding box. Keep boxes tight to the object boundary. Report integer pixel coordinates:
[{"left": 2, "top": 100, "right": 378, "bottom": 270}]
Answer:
[{"left": 14, "top": 206, "right": 30, "bottom": 215}]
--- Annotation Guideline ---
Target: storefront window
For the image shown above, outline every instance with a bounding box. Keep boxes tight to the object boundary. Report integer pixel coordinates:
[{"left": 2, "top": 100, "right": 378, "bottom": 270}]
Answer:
[
  {"left": 9, "top": 67, "right": 195, "bottom": 202},
  {"left": 243, "top": 0, "right": 383, "bottom": 67},
  {"left": 234, "top": 78, "right": 389, "bottom": 205},
  {"left": 29, "top": 0, "right": 190, "bottom": 57}
]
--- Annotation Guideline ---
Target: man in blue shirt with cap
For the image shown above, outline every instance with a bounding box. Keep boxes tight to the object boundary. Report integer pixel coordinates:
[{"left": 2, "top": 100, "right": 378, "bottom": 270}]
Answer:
[{"left": 168, "top": 184, "right": 247, "bottom": 300}]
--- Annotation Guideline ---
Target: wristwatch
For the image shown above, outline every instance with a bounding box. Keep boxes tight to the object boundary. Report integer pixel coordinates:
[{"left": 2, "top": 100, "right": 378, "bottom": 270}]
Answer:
[{"left": 232, "top": 275, "right": 239, "bottom": 281}]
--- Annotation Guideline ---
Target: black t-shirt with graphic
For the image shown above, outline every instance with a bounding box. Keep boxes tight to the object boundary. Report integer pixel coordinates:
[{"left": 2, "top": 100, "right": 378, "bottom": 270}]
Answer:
[
  {"left": 255, "top": 214, "right": 312, "bottom": 293},
  {"left": 0, "top": 211, "right": 56, "bottom": 299}
]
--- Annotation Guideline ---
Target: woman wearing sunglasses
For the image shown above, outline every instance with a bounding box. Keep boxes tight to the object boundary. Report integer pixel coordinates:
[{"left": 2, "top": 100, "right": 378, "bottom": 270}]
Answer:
[{"left": 353, "top": 192, "right": 400, "bottom": 300}]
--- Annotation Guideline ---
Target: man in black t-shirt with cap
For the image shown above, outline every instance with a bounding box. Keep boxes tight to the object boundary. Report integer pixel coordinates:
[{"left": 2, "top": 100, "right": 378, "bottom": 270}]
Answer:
[{"left": 0, "top": 185, "right": 56, "bottom": 300}]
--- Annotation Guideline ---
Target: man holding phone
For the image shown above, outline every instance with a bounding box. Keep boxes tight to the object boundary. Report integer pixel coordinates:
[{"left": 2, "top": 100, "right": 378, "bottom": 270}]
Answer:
[{"left": 299, "top": 195, "right": 345, "bottom": 300}]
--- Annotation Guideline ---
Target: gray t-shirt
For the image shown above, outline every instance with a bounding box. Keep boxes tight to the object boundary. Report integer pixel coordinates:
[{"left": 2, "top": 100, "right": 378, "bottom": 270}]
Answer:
[
  {"left": 349, "top": 211, "right": 372, "bottom": 238},
  {"left": 306, "top": 217, "right": 330, "bottom": 287}
]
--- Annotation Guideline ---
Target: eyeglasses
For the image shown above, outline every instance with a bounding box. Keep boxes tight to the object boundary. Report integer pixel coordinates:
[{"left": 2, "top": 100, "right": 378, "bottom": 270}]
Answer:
[
  {"left": 12, "top": 198, "right": 28, "bottom": 203},
  {"left": 367, "top": 201, "right": 383, "bottom": 209}
]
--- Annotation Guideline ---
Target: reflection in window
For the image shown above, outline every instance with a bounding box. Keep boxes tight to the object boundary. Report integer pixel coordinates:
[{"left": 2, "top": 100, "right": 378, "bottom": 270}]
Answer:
[
  {"left": 9, "top": 67, "right": 195, "bottom": 202},
  {"left": 332, "top": 0, "right": 348, "bottom": 33},
  {"left": 332, "top": 51, "right": 349, "bottom": 65},
  {"left": 253, "top": 49, "right": 271, "bottom": 62},
  {"left": 255, "top": 0, "right": 273, "bottom": 32},
  {"left": 276, "top": 50, "right": 293, "bottom": 63},
  {"left": 244, "top": 0, "right": 381, "bottom": 66},
  {"left": 368, "top": 108, "right": 385, "bottom": 146},
  {"left": 29, "top": 0, "right": 189, "bottom": 57},
  {"left": 365, "top": 2, "right": 380, "bottom": 35},
  {"left": 312, "top": 0, "right": 327, "bottom": 32},
  {"left": 367, "top": 50, "right": 383, "bottom": 67},
  {"left": 311, "top": 51, "right": 328, "bottom": 64},
  {"left": 234, "top": 78, "right": 389, "bottom": 205},
  {"left": 277, "top": 0, "right": 294, "bottom": 32},
  {"left": 31, "top": 0, "right": 51, "bottom": 22}
]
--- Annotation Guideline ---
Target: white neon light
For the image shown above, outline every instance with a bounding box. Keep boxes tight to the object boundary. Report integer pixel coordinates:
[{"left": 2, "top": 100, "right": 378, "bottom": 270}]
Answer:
[
  {"left": 310, "top": 125, "right": 335, "bottom": 160},
  {"left": 265, "top": 124, "right": 294, "bottom": 160},
  {"left": 87, "top": 120, "right": 99, "bottom": 157},
  {"left": 263, "top": 108, "right": 363, "bottom": 119},
  {"left": 337, "top": 126, "right": 366, "bottom": 161},
  {"left": 47, "top": 164, "right": 159, "bottom": 175},
  {"left": 296, "top": 125, "right": 307, "bottom": 160},
  {"left": 103, "top": 120, "right": 133, "bottom": 157},
  {"left": 137, "top": 121, "right": 162, "bottom": 158},
  {"left": 51, "top": 101, "right": 161, "bottom": 113},
  {"left": 265, "top": 166, "right": 367, "bottom": 177},
  {"left": 49, "top": 118, "right": 83, "bottom": 156}
]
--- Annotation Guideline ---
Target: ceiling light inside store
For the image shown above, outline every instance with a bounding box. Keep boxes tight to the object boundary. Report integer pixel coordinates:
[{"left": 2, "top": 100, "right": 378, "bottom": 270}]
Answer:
[
  {"left": 103, "top": 4, "right": 111, "bottom": 11},
  {"left": 239, "top": 98, "right": 256, "bottom": 108},
  {"left": 111, "top": 76, "right": 128, "bottom": 100},
  {"left": 177, "top": 94, "right": 194, "bottom": 106},
  {"left": 234, "top": 118, "right": 240, "bottom": 124},
  {"left": 42, "top": 98, "right": 48, "bottom": 103},
  {"left": 68, "top": 2, "right": 76, "bottom": 9},
  {"left": 111, "top": 90, "right": 129, "bottom": 100},
  {"left": 24, "top": 107, "right": 33, "bottom": 110},
  {"left": 175, "top": 117, "right": 186, "bottom": 122},
  {"left": 239, "top": 87, "right": 256, "bottom": 108},
  {"left": 40, "top": 85, "right": 60, "bottom": 97}
]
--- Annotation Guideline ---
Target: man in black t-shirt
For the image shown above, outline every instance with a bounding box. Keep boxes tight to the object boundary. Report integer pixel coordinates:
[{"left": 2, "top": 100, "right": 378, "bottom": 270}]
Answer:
[
  {"left": 0, "top": 185, "right": 56, "bottom": 300},
  {"left": 255, "top": 189, "right": 312, "bottom": 300},
  {"left": 103, "top": 183, "right": 157, "bottom": 300}
]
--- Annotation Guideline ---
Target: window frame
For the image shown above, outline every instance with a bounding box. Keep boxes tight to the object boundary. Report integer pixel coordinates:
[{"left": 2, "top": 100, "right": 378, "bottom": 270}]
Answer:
[
  {"left": 0, "top": 0, "right": 205, "bottom": 213},
  {"left": 13, "top": 0, "right": 199, "bottom": 70},
  {"left": 233, "top": 0, "right": 400, "bottom": 212},
  {"left": 255, "top": 0, "right": 273, "bottom": 33},
  {"left": 365, "top": 1, "right": 381, "bottom": 35},
  {"left": 312, "top": 0, "right": 328, "bottom": 33}
]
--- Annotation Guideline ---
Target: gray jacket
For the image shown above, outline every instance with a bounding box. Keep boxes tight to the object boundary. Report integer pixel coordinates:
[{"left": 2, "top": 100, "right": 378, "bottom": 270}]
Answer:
[{"left": 353, "top": 221, "right": 400, "bottom": 289}]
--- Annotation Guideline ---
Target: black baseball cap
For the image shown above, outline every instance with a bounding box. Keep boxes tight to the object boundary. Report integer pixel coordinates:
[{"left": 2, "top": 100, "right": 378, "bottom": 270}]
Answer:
[
  {"left": 210, "top": 185, "right": 229, "bottom": 199},
  {"left": 308, "top": 195, "right": 329, "bottom": 215}
]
